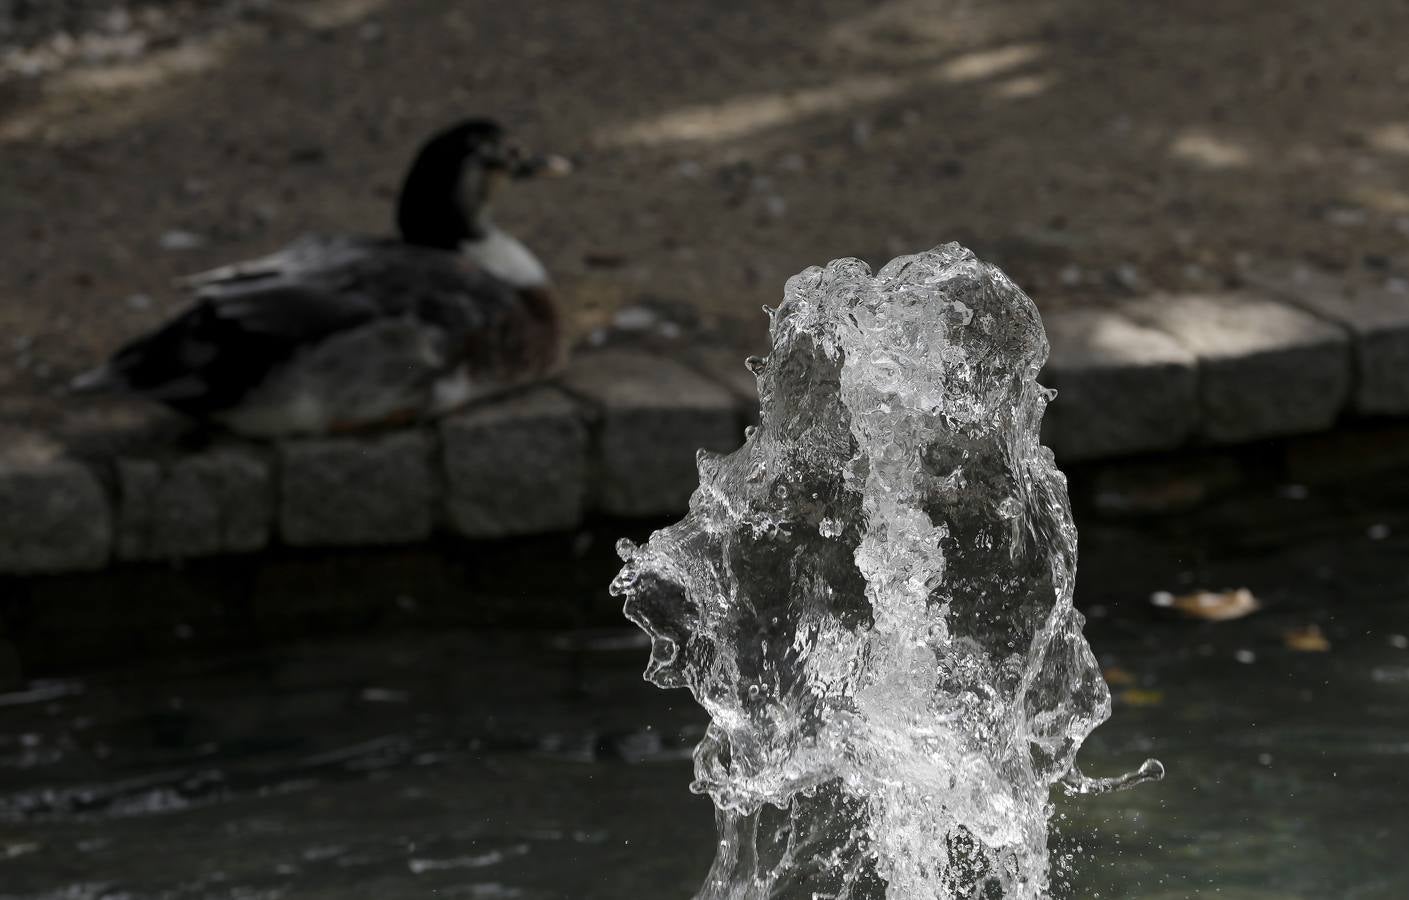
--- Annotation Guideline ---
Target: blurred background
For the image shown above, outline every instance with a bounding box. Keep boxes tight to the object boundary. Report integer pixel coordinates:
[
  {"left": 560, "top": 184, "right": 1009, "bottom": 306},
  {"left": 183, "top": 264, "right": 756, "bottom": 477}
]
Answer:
[
  {"left": 0, "top": 1, "right": 1407, "bottom": 898},
  {"left": 4, "top": 0, "right": 1409, "bottom": 414}
]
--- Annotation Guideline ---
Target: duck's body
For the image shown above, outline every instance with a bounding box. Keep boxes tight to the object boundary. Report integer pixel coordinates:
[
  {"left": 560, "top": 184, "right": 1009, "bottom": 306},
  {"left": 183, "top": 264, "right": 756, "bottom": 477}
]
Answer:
[{"left": 75, "top": 119, "right": 568, "bottom": 437}]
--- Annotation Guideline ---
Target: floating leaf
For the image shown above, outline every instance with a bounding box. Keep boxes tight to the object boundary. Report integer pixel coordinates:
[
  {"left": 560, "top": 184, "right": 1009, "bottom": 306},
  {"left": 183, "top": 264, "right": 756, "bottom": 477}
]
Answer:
[
  {"left": 1150, "top": 587, "right": 1260, "bottom": 622},
  {"left": 1, "top": 842, "right": 40, "bottom": 859},
  {"left": 1283, "top": 624, "right": 1330, "bottom": 652},
  {"left": 1118, "top": 688, "right": 1164, "bottom": 707},
  {"left": 1102, "top": 666, "right": 1136, "bottom": 687}
]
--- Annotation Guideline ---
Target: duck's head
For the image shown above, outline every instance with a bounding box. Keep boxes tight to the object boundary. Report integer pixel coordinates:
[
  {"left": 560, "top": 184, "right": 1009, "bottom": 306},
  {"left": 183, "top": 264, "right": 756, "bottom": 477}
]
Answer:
[{"left": 396, "top": 118, "right": 571, "bottom": 251}]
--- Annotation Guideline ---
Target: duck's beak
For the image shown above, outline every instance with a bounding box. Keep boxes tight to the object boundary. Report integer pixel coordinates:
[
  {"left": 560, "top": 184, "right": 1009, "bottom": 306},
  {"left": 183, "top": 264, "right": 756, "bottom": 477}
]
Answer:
[{"left": 510, "top": 152, "right": 575, "bottom": 179}]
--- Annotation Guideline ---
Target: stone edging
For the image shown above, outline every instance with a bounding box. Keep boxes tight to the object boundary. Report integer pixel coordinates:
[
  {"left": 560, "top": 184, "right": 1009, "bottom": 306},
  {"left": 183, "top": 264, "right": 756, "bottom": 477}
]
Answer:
[{"left": 1, "top": 273, "right": 1406, "bottom": 575}]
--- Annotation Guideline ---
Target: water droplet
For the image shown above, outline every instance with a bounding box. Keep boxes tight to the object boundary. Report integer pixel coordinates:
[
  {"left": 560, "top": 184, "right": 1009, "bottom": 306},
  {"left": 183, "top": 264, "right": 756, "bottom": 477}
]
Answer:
[
  {"left": 615, "top": 538, "right": 638, "bottom": 562},
  {"left": 609, "top": 565, "right": 640, "bottom": 596},
  {"left": 745, "top": 355, "right": 767, "bottom": 375},
  {"left": 744, "top": 425, "right": 757, "bottom": 440},
  {"left": 1138, "top": 758, "right": 1165, "bottom": 781}
]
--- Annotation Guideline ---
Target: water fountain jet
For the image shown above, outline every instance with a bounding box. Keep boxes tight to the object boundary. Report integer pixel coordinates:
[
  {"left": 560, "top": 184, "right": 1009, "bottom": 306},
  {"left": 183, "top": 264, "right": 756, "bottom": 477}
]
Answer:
[{"left": 612, "top": 244, "right": 1162, "bottom": 899}]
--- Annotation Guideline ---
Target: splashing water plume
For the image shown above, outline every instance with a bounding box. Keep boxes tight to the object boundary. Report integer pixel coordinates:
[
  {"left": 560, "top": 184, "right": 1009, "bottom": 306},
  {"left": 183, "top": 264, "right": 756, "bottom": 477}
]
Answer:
[{"left": 611, "top": 244, "right": 1162, "bottom": 899}]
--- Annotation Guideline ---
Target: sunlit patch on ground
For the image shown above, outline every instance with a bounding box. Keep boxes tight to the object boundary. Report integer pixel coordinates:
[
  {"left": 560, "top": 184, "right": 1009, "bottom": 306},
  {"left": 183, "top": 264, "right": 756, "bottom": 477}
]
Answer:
[
  {"left": 1366, "top": 122, "right": 1409, "bottom": 157},
  {"left": 606, "top": 42, "right": 1047, "bottom": 146},
  {"left": 1168, "top": 129, "right": 1253, "bottom": 169},
  {"left": 1346, "top": 183, "right": 1409, "bottom": 215},
  {"left": 988, "top": 71, "right": 1057, "bottom": 100},
  {"left": 0, "top": 30, "right": 241, "bottom": 143},
  {"left": 291, "top": 0, "right": 393, "bottom": 30},
  {"left": 0, "top": 0, "right": 393, "bottom": 144}
]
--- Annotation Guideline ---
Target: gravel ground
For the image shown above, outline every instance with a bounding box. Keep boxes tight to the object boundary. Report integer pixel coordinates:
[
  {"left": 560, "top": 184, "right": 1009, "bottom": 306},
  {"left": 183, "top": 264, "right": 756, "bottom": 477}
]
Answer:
[
  {"left": 1, "top": 0, "right": 1407, "bottom": 431},
  {"left": 0, "top": 0, "right": 262, "bottom": 79}
]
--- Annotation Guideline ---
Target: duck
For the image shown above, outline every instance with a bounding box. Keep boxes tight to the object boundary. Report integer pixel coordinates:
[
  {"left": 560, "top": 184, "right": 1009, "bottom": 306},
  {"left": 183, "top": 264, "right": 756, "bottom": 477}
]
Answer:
[{"left": 72, "top": 118, "right": 572, "bottom": 437}]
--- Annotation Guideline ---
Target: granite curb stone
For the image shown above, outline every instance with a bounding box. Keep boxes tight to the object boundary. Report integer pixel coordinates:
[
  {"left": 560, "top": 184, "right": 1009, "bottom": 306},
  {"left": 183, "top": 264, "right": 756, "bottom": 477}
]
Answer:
[
  {"left": 1123, "top": 292, "right": 1352, "bottom": 443},
  {"left": 2, "top": 273, "right": 1407, "bottom": 576},
  {"left": 440, "top": 386, "right": 588, "bottom": 538},
  {"left": 116, "top": 445, "right": 272, "bottom": 561},
  {"left": 279, "top": 430, "right": 433, "bottom": 546},
  {"left": 1241, "top": 265, "right": 1409, "bottom": 416},
  {"left": 559, "top": 349, "right": 742, "bottom": 517},
  {"left": 1041, "top": 307, "right": 1199, "bottom": 460},
  {"left": 0, "top": 457, "right": 110, "bottom": 574}
]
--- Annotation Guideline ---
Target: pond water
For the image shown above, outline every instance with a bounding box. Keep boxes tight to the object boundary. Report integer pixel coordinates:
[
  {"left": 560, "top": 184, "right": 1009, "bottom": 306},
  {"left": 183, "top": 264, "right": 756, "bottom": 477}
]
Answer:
[{"left": 0, "top": 471, "right": 1406, "bottom": 899}]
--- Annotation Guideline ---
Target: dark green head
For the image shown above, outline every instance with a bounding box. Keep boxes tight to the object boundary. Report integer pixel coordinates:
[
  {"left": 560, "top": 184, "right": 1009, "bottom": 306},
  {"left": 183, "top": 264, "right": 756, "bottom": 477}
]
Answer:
[{"left": 396, "top": 118, "right": 570, "bottom": 250}]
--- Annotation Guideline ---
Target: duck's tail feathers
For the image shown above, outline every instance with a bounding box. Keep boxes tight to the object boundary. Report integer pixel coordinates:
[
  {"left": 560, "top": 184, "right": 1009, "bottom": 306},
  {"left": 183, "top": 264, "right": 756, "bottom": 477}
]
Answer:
[
  {"left": 175, "top": 260, "right": 279, "bottom": 290},
  {"left": 68, "top": 364, "right": 121, "bottom": 395},
  {"left": 174, "top": 235, "right": 344, "bottom": 290}
]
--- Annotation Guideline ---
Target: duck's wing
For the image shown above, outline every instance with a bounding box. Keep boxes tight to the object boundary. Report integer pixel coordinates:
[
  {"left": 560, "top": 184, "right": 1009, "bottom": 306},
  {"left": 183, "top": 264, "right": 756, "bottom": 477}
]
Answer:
[
  {"left": 177, "top": 234, "right": 382, "bottom": 293},
  {"left": 91, "top": 235, "right": 525, "bottom": 417},
  {"left": 185, "top": 234, "right": 521, "bottom": 325},
  {"left": 101, "top": 281, "right": 383, "bottom": 415}
]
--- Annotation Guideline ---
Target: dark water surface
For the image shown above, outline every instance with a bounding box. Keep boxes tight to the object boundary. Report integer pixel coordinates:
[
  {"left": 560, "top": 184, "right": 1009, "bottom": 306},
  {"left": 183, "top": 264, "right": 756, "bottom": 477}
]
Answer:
[{"left": 1, "top": 473, "right": 1406, "bottom": 899}]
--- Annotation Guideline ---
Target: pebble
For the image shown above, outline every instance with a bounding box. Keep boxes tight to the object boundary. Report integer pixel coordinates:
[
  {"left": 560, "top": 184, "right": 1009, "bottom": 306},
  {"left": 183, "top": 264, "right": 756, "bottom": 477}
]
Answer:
[
  {"left": 1324, "top": 206, "right": 1368, "bottom": 228},
  {"left": 159, "top": 230, "right": 206, "bottom": 251},
  {"left": 1114, "top": 263, "right": 1142, "bottom": 290},
  {"left": 1181, "top": 262, "right": 1207, "bottom": 282},
  {"left": 103, "top": 8, "right": 134, "bottom": 32},
  {"left": 777, "top": 153, "right": 806, "bottom": 173},
  {"left": 850, "top": 119, "right": 873, "bottom": 147},
  {"left": 612, "top": 306, "right": 658, "bottom": 332}
]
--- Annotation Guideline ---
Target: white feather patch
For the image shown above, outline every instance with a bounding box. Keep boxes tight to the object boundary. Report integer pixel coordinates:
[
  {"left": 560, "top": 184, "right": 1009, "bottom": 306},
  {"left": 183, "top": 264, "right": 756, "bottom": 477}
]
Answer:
[{"left": 461, "top": 227, "right": 548, "bottom": 288}]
